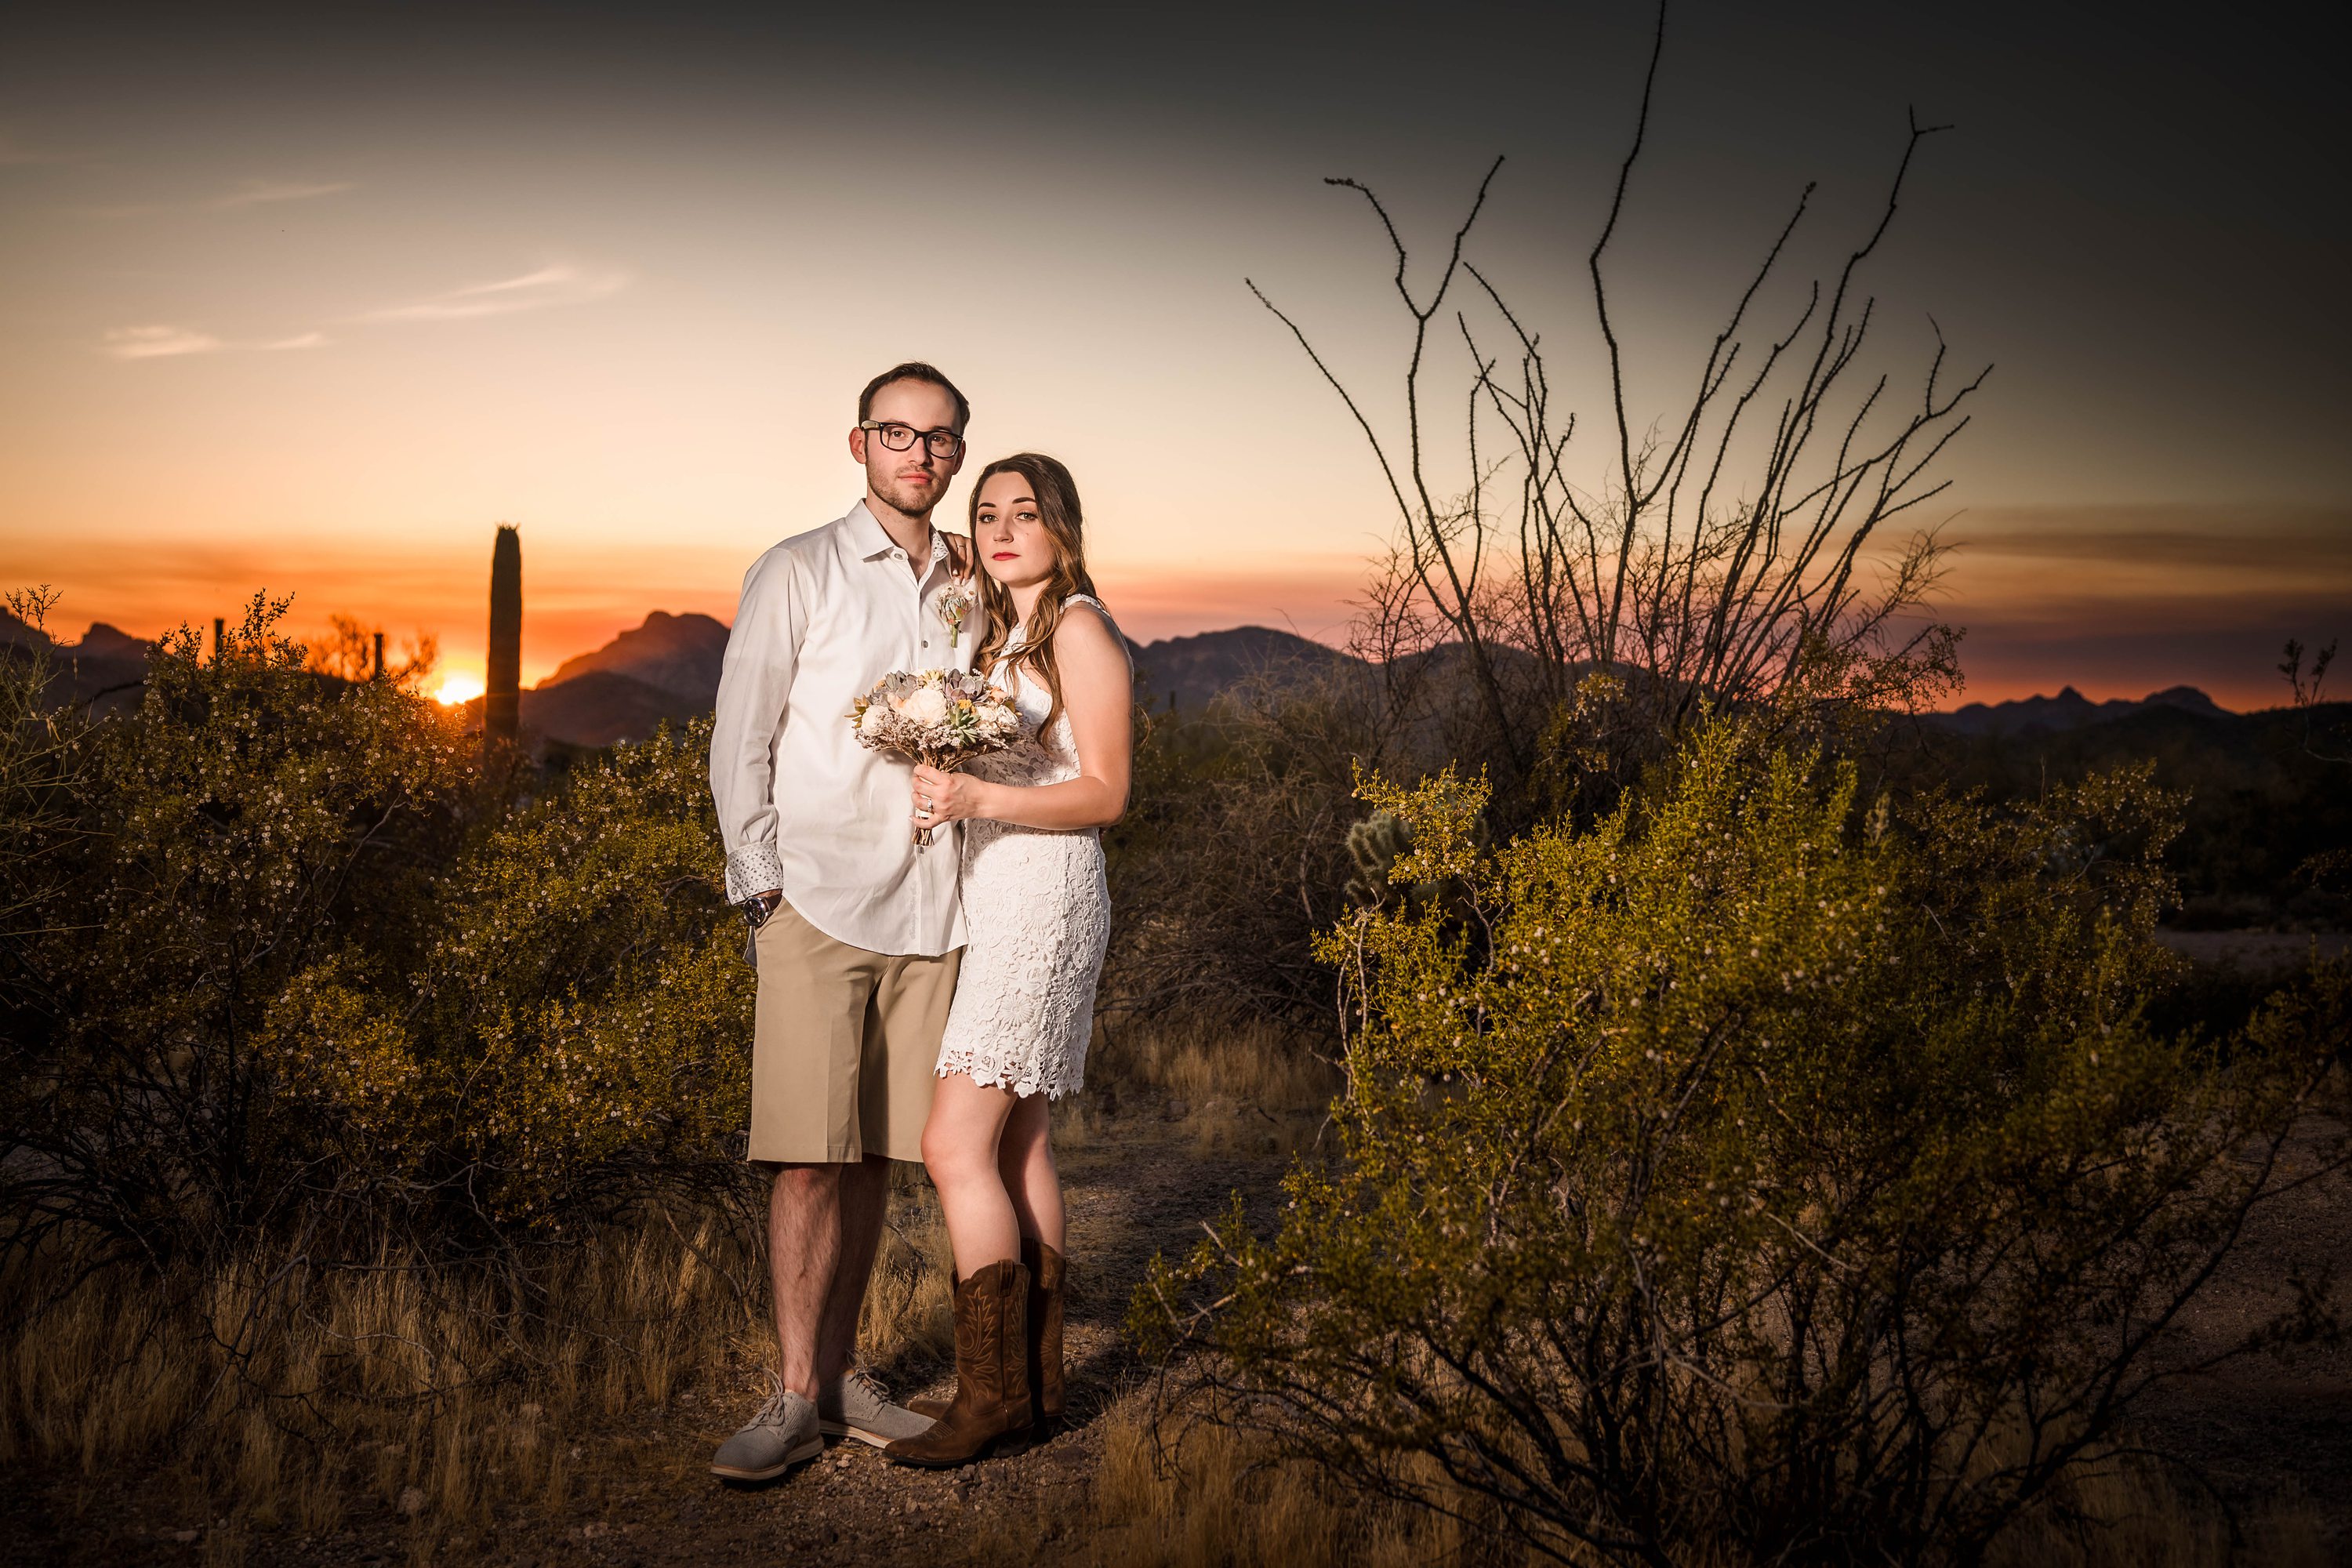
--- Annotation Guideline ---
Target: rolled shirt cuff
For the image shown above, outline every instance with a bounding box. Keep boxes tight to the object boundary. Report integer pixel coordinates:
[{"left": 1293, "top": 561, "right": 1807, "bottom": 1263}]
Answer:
[{"left": 724, "top": 843, "right": 786, "bottom": 905}]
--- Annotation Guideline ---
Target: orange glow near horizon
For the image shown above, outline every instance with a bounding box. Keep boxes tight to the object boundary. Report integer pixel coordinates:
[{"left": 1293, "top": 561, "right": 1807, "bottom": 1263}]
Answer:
[
  {"left": 7, "top": 508, "right": 2347, "bottom": 713},
  {"left": 434, "top": 673, "right": 485, "bottom": 706}
]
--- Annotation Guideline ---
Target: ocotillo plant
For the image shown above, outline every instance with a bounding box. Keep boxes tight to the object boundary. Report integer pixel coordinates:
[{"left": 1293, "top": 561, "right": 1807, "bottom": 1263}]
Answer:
[{"left": 486, "top": 524, "right": 521, "bottom": 750}]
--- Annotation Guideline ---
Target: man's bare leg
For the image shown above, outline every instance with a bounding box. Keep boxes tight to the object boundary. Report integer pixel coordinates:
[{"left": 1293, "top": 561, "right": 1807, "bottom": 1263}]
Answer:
[
  {"left": 768, "top": 1156, "right": 891, "bottom": 1397},
  {"left": 816, "top": 1155, "right": 891, "bottom": 1383}
]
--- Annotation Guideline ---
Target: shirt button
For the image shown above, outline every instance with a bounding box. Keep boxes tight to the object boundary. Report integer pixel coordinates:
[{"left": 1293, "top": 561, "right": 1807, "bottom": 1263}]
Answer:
[{"left": 922, "top": 640, "right": 930, "bottom": 648}]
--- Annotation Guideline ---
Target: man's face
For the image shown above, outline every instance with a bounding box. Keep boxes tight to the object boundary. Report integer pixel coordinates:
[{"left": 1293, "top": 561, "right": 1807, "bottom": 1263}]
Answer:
[{"left": 849, "top": 378, "right": 965, "bottom": 521}]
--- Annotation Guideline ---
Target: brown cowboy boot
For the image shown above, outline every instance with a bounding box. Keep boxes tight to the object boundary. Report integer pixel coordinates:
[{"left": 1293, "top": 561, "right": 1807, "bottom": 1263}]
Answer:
[
  {"left": 883, "top": 1259, "right": 1033, "bottom": 1468},
  {"left": 909, "top": 1239, "right": 1068, "bottom": 1431},
  {"left": 1023, "top": 1237, "right": 1066, "bottom": 1436}
]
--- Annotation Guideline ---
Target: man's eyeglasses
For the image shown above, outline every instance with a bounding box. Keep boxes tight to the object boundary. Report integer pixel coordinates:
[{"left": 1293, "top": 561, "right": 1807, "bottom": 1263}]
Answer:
[{"left": 859, "top": 420, "right": 965, "bottom": 461}]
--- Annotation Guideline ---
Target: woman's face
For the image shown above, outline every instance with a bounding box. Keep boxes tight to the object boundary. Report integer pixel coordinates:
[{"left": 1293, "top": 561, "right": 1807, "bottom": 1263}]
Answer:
[{"left": 972, "top": 470, "right": 1057, "bottom": 592}]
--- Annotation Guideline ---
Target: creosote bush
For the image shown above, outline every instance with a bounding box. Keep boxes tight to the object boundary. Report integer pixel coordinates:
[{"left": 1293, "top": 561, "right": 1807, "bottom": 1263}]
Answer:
[
  {"left": 1138, "top": 718, "right": 2352, "bottom": 1566},
  {"left": 2, "top": 593, "right": 753, "bottom": 1268},
  {"left": 1, "top": 592, "right": 773, "bottom": 1542}
]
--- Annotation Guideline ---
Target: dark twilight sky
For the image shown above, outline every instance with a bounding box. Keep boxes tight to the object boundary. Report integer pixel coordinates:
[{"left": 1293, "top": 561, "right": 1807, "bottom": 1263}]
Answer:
[{"left": 1, "top": 1, "right": 2344, "bottom": 706}]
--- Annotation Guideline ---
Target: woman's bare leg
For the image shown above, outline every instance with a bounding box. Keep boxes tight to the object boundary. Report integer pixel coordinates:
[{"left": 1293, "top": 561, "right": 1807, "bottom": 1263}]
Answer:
[
  {"left": 922, "top": 1073, "right": 1022, "bottom": 1277},
  {"left": 997, "top": 1092, "right": 1063, "bottom": 1252}
]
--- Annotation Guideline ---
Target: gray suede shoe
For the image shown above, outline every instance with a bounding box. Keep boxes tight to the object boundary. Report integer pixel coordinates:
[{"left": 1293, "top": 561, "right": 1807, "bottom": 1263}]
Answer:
[
  {"left": 819, "top": 1368, "right": 933, "bottom": 1448},
  {"left": 710, "top": 1386, "right": 822, "bottom": 1482}
]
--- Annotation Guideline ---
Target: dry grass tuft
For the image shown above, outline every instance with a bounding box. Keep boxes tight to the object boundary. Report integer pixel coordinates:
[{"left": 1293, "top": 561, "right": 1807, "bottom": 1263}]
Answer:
[
  {"left": 1984, "top": 1456, "right": 2331, "bottom": 1568},
  {"left": 860, "top": 1166, "right": 959, "bottom": 1374},
  {"left": 1050, "top": 1396, "right": 1486, "bottom": 1568},
  {"left": 1083, "top": 1018, "right": 1341, "bottom": 1163},
  {"left": 0, "top": 1207, "right": 765, "bottom": 1548}
]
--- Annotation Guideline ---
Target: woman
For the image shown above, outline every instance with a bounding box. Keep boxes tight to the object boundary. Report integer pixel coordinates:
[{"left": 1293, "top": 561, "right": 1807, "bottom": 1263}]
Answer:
[{"left": 882, "top": 452, "right": 1131, "bottom": 1469}]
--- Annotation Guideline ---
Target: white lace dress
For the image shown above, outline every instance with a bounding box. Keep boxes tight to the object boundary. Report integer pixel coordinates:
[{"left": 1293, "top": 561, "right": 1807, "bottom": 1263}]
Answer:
[{"left": 933, "top": 601, "right": 1116, "bottom": 1100}]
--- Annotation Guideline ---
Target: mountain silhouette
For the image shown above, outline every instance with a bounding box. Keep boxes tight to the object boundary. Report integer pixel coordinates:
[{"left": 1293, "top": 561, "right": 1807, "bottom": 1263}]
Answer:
[
  {"left": 1129, "top": 625, "right": 1357, "bottom": 713},
  {"left": 539, "top": 611, "right": 728, "bottom": 703},
  {"left": 508, "top": 619, "right": 1363, "bottom": 746},
  {"left": 1926, "top": 684, "right": 2232, "bottom": 737},
  {"left": 496, "top": 621, "right": 2250, "bottom": 750},
  {"left": 0, "top": 613, "right": 152, "bottom": 713}
]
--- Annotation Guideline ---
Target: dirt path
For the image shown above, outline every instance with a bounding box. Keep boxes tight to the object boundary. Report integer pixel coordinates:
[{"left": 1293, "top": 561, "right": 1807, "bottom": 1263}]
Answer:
[{"left": 606, "top": 1110, "right": 1294, "bottom": 1568}]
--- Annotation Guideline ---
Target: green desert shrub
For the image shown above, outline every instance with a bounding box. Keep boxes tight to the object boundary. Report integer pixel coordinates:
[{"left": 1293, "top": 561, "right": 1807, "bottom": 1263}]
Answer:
[
  {"left": 0, "top": 594, "right": 751, "bottom": 1268},
  {"left": 1138, "top": 718, "right": 2352, "bottom": 1566}
]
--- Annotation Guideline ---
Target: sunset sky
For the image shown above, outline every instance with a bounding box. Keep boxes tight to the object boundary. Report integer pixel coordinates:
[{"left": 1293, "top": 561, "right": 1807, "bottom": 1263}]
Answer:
[{"left": 2, "top": 3, "right": 2344, "bottom": 708}]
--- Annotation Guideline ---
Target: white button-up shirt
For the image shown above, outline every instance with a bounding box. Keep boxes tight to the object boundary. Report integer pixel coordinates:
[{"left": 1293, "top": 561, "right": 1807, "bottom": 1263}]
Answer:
[{"left": 710, "top": 499, "right": 975, "bottom": 956}]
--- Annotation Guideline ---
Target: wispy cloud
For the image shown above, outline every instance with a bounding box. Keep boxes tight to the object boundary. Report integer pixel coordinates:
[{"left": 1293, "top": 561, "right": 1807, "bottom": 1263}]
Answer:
[
  {"left": 358, "top": 263, "right": 630, "bottom": 323},
  {"left": 84, "top": 177, "right": 354, "bottom": 220},
  {"left": 102, "top": 325, "right": 226, "bottom": 360},
  {"left": 100, "top": 325, "right": 331, "bottom": 361},
  {"left": 211, "top": 178, "right": 353, "bottom": 209},
  {"left": 100, "top": 257, "right": 626, "bottom": 364}
]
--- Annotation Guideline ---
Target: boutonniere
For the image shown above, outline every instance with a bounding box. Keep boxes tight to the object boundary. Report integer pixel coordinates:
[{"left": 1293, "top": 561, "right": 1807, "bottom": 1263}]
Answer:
[{"left": 937, "top": 585, "right": 973, "bottom": 651}]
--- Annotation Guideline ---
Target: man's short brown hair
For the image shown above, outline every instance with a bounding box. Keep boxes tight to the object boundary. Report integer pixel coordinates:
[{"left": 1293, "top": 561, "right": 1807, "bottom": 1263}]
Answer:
[{"left": 858, "top": 361, "right": 971, "bottom": 432}]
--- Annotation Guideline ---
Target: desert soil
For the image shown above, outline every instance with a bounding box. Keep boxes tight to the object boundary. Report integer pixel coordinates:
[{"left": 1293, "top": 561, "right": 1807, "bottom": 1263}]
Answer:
[{"left": 9, "top": 1083, "right": 2350, "bottom": 1567}]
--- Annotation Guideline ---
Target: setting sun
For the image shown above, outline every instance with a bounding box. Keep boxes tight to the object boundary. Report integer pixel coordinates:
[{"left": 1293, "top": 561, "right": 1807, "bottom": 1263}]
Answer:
[{"left": 434, "top": 673, "right": 485, "bottom": 707}]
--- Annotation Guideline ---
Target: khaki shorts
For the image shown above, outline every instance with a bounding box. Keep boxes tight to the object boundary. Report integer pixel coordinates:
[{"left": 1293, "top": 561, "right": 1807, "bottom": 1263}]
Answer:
[{"left": 747, "top": 898, "right": 960, "bottom": 1164}]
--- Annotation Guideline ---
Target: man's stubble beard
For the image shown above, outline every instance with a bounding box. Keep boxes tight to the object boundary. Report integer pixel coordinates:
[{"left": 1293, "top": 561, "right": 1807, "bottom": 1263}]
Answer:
[{"left": 869, "top": 468, "right": 946, "bottom": 523}]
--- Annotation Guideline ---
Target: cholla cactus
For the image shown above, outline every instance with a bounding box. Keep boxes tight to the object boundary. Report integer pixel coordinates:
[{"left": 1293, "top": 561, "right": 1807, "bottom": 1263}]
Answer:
[
  {"left": 1344, "top": 808, "right": 1416, "bottom": 910},
  {"left": 1347, "top": 800, "right": 1490, "bottom": 913}
]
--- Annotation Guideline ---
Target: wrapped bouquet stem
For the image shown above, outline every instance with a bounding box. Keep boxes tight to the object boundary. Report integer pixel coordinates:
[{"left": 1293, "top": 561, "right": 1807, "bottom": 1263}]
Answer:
[{"left": 849, "top": 669, "right": 1025, "bottom": 847}]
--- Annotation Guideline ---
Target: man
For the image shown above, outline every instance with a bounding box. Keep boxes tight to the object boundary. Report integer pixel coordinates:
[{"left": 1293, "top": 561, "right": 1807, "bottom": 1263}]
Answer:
[{"left": 706, "top": 362, "right": 976, "bottom": 1480}]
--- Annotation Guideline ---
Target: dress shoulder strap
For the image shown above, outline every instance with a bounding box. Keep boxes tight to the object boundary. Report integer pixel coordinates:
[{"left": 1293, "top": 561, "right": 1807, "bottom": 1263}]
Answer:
[{"left": 1059, "top": 593, "right": 1131, "bottom": 670}]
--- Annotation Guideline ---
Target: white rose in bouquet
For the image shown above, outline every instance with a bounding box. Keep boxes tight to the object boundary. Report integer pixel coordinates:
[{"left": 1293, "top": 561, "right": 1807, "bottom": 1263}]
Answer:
[{"left": 898, "top": 684, "right": 950, "bottom": 727}]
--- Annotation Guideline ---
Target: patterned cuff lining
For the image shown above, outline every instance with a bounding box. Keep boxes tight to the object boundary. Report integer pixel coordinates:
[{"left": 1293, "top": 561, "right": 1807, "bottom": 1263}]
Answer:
[{"left": 725, "top": 844, "right": 786, "bottom": 905}]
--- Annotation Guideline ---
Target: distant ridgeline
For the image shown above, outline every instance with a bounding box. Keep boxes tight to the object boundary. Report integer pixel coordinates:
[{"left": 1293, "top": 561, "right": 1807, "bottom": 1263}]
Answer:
[
  {"left": 502, "top": 617, "right": 1363, "bottom": 750},
  {"left": 11, "top": 602, "right": 2336, "bottom": 753}
]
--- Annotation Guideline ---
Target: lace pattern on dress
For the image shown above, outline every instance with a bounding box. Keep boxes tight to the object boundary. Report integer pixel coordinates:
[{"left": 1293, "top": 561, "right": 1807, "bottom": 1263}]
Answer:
[{"left": 932, "top": 595, "right": 1116, "bottom": 1099}]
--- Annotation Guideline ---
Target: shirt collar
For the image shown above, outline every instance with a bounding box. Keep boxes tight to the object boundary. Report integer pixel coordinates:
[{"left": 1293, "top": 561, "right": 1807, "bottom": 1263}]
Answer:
[{"left": 846, "top": 499, "right": 953, "bottom": 571}]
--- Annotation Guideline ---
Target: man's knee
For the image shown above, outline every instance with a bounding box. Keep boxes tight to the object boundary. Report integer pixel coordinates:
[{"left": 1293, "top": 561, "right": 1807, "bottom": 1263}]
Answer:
[{"left": 771, "top": 1160, "right": 844, "bottom": 1206}]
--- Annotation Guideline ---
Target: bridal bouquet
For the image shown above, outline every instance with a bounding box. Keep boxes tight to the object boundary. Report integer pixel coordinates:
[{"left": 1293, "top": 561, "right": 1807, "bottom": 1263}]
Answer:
[{"left": 849, "top": 669, "right": 1025, "bottom": 846}]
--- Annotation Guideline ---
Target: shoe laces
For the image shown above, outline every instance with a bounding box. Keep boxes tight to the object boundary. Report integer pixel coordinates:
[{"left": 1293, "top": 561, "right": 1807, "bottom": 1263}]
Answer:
[
  {"left": 842, "top": 1368, "right": 891, "bottom": 1411},
  {"left": 746, "top": 1377, "right": 797, "bottom": 1430}
]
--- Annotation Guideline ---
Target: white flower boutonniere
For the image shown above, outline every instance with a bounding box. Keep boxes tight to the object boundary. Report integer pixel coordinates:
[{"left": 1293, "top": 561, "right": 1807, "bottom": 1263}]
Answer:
[{"left": 938, "top": 585, "right": 973, "bottom": 652}]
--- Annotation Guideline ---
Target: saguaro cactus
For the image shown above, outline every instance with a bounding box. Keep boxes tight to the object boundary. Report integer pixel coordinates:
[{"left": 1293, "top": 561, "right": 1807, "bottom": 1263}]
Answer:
[{"left": 485, "top": 524, "right": 521, "bottom": 749}]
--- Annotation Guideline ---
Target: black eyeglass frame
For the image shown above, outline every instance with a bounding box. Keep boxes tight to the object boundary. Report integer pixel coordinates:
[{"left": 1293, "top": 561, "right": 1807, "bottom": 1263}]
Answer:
[{"left": 858, "top": 419, "right": 966, "bottom": 460}]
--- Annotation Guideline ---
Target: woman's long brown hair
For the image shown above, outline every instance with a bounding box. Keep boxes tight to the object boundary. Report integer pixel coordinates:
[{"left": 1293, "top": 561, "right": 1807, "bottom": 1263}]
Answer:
[{"left": 967, "top": 452, "right": 1099, "bottom": 730}]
